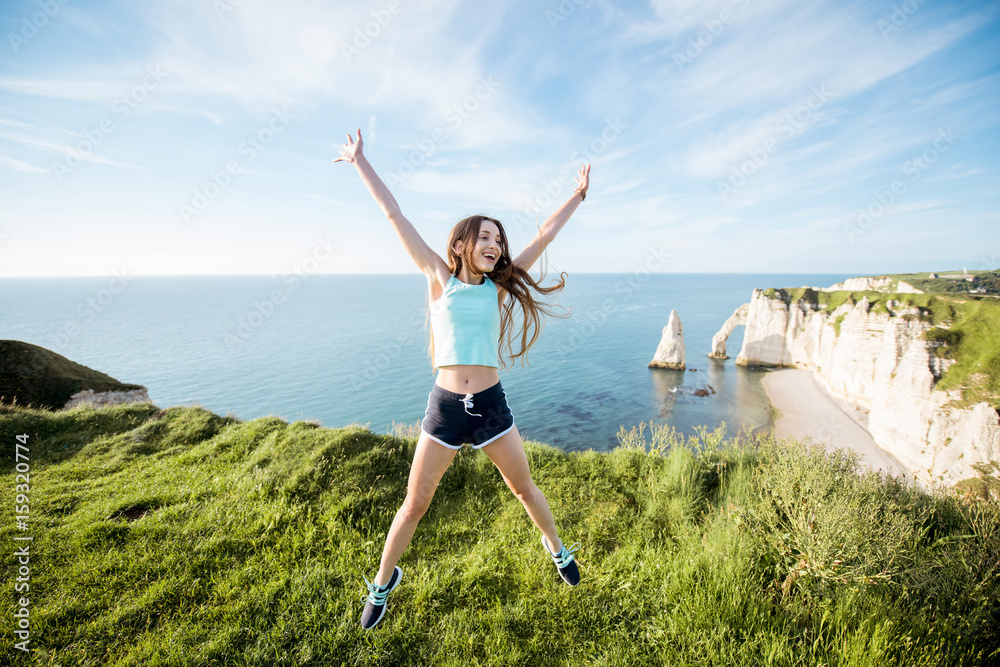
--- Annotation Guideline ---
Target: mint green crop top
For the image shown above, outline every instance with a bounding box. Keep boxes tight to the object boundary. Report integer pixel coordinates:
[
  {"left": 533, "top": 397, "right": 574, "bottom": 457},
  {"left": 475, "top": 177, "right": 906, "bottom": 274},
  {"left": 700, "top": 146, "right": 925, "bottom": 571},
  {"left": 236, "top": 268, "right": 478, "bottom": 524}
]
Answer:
[{"left": 430, "top": 274, "right": 501, "bottom": 368}]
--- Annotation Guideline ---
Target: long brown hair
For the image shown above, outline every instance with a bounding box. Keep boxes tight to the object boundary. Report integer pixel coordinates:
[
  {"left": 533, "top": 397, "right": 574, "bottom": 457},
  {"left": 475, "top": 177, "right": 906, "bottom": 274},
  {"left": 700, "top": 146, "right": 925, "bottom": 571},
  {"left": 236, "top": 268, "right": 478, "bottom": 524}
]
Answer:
[{"left": 427, "top": 215, "right": 570, "bottom": 371}]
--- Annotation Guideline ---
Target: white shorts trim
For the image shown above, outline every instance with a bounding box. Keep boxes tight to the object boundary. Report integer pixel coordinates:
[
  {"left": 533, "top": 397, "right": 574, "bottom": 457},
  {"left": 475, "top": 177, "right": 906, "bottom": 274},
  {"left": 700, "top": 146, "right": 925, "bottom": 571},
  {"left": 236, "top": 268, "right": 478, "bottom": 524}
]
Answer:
[
  {"left": 419, "top": 422, "right": 515, "bottom": 450},
  {"left": 474, "top": 422, "right": 515, "bottom": 448},
  {"left": 421, "top": 429, "right": 461, "bottom": 450}
]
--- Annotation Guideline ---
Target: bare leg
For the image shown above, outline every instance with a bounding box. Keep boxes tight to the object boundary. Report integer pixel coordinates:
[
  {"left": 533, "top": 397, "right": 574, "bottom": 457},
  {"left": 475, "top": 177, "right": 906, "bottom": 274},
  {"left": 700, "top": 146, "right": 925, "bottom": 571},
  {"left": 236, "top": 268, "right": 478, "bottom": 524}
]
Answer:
[
  {"left": 374, "top": 433, "right": 458, "bottom": 586},
  {"left": 480, "top": 424, "right": 563, "bottom": 553}
]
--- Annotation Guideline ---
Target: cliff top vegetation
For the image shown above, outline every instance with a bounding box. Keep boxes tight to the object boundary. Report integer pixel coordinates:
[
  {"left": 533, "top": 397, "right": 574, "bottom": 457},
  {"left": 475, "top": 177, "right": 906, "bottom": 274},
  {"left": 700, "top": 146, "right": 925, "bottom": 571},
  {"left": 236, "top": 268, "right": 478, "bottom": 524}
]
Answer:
[
  {"left": 0, "top": 340, "right": 144, "bottom": 411},
  {"left": 885, "top": 270, "right": 1000, "bottom": 294},
  {"left": 1, "top": 402, "right": 997, "bottom": 665}
]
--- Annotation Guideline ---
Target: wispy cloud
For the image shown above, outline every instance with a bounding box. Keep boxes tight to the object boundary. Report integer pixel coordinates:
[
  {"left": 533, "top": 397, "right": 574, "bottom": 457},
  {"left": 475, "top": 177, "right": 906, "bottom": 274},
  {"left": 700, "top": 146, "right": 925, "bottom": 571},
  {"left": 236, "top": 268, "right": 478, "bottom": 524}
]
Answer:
[
  {"left": 0, "top": 0, "right": 996, "bottom": 276},
  {"left": 0, "top": 156, "right": 47, "bottom": 173}
]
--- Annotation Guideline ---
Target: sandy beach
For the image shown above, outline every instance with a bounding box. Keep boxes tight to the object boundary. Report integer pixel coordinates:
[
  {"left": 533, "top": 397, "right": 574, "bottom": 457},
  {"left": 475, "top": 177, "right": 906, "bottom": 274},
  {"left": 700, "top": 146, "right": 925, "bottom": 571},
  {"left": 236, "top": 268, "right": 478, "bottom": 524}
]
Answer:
[{"left": 762, "top": 368, "right": 909, "bottom": 478}]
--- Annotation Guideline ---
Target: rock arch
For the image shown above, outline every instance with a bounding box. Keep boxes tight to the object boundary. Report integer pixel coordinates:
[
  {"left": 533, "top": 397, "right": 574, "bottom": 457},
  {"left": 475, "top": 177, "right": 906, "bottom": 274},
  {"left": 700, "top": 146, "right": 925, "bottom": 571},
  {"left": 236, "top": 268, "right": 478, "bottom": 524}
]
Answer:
[{"left": 708, "top": 303, "right": 749, "bottom": 359}]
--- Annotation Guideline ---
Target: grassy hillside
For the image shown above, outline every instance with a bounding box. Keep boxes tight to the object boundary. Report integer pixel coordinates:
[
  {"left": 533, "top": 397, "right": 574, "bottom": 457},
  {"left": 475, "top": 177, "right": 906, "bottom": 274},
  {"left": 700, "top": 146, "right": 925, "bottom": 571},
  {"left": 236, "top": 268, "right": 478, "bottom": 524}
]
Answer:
[
  {"left": 884, "top": 270, "right": 1000, "bottom": 294},
  {"left": 1, "top": 403, "right": 998, "bottom": 666},
  {"left": 0, "top": 340, "right": 145, "bottom": 410}
]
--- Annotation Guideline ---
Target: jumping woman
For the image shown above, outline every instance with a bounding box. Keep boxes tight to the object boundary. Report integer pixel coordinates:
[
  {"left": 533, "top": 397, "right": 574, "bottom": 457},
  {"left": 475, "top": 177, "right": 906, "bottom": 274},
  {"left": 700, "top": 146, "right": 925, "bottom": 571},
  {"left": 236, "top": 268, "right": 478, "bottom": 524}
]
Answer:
[{"left": 333, "top": 129, "right": 590, "bottom": 630}]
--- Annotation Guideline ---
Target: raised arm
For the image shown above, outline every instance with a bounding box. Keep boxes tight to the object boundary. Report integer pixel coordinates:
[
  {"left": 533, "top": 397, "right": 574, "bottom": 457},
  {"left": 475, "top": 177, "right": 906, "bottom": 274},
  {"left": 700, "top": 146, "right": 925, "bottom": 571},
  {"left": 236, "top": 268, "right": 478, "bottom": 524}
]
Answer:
[
  {"left": 512, "top": 164, "right": 590, "bottom": 272},
  {"left": 334, "top": 129, "right": 446, "bottom": 280}
]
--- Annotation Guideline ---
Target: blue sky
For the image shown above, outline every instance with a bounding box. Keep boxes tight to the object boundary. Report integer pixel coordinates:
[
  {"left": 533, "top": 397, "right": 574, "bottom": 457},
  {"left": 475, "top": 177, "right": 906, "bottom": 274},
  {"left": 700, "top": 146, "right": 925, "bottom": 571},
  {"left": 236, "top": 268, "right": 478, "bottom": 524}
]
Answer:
[{"left": 0, "top": 0, "right": 998, "bottom": 277}]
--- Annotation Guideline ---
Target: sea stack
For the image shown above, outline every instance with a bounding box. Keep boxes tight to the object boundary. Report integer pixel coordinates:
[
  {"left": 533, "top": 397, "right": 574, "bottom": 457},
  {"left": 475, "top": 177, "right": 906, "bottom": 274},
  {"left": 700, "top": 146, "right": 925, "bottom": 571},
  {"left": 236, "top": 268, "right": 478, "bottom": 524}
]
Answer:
[{"left": 649, "top": 309, "right": 686, "bottom": 370}]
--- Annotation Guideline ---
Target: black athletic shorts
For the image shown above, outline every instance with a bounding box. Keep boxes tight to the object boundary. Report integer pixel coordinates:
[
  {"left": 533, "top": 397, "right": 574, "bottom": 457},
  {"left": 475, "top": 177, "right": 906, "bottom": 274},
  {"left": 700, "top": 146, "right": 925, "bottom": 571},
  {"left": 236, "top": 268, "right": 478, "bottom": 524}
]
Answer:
[{"left": 420, "top": 380, "right": 516, "bottom": 449}]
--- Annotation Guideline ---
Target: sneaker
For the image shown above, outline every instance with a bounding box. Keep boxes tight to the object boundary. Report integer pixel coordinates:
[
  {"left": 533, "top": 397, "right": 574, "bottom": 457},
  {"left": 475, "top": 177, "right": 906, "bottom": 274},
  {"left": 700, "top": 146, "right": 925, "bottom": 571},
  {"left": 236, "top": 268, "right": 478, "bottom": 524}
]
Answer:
[
  {"left": 542, "top": 535, "right": 581, "bottom": 586},
  {"left": 360, "top": 566, "right": 403, "bottom": 630}
]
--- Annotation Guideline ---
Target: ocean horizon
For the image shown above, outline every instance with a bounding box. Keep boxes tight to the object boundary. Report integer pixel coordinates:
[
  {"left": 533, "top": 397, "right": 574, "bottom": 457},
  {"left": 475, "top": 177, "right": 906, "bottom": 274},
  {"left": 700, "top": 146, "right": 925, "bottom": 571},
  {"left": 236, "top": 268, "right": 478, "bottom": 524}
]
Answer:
[{"left": 1, "top": 272, "right": 855, "bottom": 452}]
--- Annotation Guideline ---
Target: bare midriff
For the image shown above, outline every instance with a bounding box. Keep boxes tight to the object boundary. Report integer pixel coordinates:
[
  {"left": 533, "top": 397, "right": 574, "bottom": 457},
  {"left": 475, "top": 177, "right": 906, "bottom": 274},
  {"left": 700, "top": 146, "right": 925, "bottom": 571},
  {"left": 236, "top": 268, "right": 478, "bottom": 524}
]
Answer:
[{"left": 434, "top": 365, "right": 500, "bottom": 394}]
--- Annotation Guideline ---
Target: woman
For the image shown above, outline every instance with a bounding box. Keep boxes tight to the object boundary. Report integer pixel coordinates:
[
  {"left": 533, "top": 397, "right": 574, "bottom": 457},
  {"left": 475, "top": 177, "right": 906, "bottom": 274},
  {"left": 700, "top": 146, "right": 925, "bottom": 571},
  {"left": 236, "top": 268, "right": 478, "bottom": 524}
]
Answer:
[{"left": 334, "top": 129, "right": 590, "bottom": 630}]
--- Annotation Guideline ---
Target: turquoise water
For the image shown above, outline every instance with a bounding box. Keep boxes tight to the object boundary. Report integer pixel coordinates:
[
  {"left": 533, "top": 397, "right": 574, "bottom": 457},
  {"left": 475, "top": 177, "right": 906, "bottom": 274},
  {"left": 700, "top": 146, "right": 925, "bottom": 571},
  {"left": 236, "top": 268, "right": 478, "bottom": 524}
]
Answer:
[{"left": 0, "top": 273, "right": 851, "bottom": 452}]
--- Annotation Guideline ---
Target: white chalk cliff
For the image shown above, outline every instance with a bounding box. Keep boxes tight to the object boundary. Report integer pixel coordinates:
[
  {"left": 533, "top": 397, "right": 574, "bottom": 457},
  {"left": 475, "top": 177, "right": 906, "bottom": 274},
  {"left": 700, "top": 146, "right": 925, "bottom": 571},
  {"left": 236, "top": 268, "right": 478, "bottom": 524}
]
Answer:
[
  {"left": 649, "top": 309, "right": 686, "bottom": 370},
  {"left": 727, "top": 288, "right": 999, "bottom": 485}
]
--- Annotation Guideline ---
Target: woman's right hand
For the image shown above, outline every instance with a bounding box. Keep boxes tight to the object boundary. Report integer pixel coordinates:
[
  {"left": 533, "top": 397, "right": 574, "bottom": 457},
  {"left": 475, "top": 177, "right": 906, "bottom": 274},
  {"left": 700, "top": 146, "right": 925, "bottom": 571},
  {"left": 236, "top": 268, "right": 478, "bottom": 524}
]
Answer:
[{"left": 333, "top": 129, "right": 363, "bottom": 164}]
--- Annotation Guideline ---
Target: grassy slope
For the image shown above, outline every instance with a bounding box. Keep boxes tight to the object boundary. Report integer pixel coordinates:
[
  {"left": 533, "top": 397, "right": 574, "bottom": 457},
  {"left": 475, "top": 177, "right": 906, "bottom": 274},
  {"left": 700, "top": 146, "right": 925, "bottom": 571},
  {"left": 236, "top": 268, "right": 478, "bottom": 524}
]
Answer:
[
  {"left": 816, "top": 270, "right": 1000, "bottom": 294},
  {"left": 761, "top": 288, "right": 1000, "bottom": 408},
  {"left": 1, "top": 404, "right": 998, "bottom": 666},
  {"left": 883, "top": 270, "right": 1000, "bottom": 294},
  {"left": 0, "top": 340, "right": 145, "bottom": 410}
]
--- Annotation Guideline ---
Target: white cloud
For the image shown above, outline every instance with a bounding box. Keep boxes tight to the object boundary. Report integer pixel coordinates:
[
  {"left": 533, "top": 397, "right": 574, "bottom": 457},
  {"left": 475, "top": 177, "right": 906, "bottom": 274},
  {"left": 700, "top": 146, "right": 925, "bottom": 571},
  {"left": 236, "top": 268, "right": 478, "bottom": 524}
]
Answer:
[
  {"left": 0, "top": 156, "right": 47, "bottom": 173},
  {"left": 0, "top": 0, "right": 996, "bottom": 276}
]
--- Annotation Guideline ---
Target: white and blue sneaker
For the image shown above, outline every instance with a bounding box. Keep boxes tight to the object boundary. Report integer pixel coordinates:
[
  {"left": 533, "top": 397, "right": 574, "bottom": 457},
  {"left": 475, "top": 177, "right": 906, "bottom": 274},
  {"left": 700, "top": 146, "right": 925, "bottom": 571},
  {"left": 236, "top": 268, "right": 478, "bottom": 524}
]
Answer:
[
  {"left": 360, "top": 566, "right": 402, "bottom": 630},
  {"left": 542, "top": 535, "right": 581, "bottom": 586}
]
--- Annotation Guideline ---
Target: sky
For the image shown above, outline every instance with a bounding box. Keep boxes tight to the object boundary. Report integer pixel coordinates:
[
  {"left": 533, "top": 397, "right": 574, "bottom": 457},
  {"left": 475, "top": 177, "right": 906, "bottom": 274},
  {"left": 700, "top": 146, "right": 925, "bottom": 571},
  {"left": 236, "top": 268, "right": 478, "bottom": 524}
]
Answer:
[{"left": 0, "top": 0, "right": 998, "bottom": 277}]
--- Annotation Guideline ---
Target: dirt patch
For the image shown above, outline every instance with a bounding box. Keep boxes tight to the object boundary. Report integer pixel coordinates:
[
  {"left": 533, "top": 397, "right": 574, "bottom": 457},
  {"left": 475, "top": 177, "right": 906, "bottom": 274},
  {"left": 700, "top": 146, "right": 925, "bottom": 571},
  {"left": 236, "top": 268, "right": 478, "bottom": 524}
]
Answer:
[{"left": 110, "top": 504, "right": 155, "bottom": 522}]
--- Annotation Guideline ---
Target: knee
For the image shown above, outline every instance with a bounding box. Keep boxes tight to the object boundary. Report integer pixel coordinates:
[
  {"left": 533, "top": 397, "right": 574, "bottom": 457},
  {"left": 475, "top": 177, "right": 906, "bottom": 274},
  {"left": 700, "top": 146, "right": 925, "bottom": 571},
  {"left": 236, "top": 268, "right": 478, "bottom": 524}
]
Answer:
[
  {"left": 400, "top": 494, "right": 431, "bottom": 523},
  {"left": 510, "top": 481, "right": 541, "bottom": 505}
]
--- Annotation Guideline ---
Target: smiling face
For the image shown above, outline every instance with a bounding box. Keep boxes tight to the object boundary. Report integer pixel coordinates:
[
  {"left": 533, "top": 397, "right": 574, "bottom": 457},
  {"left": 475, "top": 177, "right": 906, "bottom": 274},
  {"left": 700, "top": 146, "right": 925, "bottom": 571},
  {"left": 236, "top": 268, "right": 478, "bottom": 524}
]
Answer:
[
  {"left": 473, "top": 220, "right": 502, "bottom": 272},
  {"left": 453, "top": 218, "right": 504, "bottom": 274},
  {"left": 447, "top": 215, "right": 514, "bottom": 285}
]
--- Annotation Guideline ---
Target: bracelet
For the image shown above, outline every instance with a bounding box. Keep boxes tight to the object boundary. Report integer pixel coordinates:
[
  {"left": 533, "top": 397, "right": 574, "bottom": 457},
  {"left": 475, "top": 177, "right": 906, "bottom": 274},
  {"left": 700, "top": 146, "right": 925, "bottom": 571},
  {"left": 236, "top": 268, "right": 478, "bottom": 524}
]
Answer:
[{"left": 575, "top": 188, "right": 587, "bottom": 201}]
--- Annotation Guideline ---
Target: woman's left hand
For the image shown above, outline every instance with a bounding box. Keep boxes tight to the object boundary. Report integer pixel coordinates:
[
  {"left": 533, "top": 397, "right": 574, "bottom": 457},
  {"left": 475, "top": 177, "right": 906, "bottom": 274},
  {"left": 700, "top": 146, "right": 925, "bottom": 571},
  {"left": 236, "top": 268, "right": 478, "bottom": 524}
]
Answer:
[
  {"left": 574, "top": 164, "right": 591, "bottom": 198},
  {"left": 333, "top": 129, "right": 364, "bottom": 164}
]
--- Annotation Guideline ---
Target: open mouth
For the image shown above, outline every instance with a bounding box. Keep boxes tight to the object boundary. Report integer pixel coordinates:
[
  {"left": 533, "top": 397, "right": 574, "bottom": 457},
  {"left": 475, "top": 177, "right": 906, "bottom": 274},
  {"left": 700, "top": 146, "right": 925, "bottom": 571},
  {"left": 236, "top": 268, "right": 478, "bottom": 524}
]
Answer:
[{"left": 483, "top": 252, "right": 497, "bottom": 262}]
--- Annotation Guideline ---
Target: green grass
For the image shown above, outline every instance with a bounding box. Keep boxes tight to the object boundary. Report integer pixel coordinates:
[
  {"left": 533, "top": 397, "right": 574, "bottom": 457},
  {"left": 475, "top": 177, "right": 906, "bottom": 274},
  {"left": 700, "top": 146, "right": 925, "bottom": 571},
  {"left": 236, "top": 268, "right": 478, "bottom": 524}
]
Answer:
[
  {"left": 883, "top": 270, "right": 1000, "bottom": 295},
  {"left": 2, "top": 404, "right": 999, "bottom": 666},
  {"left": 924, "top": 298, "right": 1000, "bottom": 408}
]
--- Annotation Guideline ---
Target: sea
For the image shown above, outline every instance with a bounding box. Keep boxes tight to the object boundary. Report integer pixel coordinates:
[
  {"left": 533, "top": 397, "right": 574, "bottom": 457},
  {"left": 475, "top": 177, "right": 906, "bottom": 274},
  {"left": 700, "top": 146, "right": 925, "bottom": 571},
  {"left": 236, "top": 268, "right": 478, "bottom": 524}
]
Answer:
[{"left": 0, "top": 273, "right": 852, "bottom": 452}]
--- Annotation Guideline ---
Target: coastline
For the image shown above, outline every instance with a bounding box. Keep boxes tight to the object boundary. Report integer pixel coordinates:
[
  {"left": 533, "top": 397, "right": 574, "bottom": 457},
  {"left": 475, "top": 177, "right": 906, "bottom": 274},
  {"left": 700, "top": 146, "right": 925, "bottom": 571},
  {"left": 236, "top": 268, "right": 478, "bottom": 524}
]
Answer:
[{"left": 762, "top": 368, "right": 910, "bottom": 479}]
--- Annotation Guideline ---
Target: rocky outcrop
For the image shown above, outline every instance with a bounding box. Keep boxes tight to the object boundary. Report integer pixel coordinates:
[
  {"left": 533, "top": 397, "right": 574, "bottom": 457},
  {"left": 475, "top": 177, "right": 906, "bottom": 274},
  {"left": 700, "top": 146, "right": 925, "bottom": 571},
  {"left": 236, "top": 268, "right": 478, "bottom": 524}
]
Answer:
[
  {"left": 709, "top": 303, "right": 749, "bottom": 359},
  {"left": 734, "top": 289, "right": 1000, "bottom": 485},
  {"left": 63, "top": 388, "right": 151, "bottom": 410},
  {"left": 649, "top": 310, "right": 686, "bottom": 370}
]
